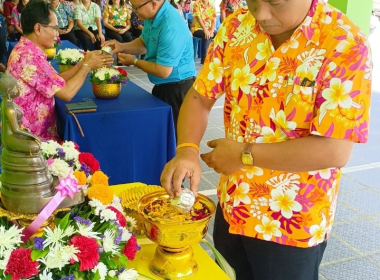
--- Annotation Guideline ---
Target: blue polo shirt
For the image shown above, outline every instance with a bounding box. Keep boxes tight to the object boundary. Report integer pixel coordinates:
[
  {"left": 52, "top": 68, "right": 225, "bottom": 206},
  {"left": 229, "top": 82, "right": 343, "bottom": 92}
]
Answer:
[{"left": 141, "top": 0, "right": 196, "bottom": 84}]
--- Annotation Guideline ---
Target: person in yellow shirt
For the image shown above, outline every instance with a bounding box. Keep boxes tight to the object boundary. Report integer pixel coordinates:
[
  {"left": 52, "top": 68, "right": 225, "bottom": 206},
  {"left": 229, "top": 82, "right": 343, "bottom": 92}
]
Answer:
[{"left": 161, "top": 0, "right": 372, "bottom": 279}]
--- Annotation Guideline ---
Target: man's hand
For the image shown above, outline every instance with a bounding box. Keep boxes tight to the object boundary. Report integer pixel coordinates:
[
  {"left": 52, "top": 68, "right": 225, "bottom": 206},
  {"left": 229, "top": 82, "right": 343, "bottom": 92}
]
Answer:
[
  {"left": 201, "top": 138, "right": 245, "bottom": 174},
  {"left": 101, "top": 39, "right": 125, "bottom": 54},
  {"left": 117, "top": 53, "right": 135, "bottom": 65},
  {"left": 160, "top": 148, "right": 201, "bottom": 198}
]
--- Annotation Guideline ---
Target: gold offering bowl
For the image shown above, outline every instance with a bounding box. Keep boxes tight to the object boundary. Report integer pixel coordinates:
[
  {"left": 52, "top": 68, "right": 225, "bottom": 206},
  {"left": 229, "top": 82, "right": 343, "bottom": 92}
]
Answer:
[
  {"left": 58, "top": 64, "right": 74, "bottom": 73},
  {"left": 44, "top": 48, "right": 56, "bottom": 59},
  {"left": 138, "top": 190, "right": 216, "bottom": 280},
  {"left": 92, "top": 83, "right": 121, "bottom": 99}
]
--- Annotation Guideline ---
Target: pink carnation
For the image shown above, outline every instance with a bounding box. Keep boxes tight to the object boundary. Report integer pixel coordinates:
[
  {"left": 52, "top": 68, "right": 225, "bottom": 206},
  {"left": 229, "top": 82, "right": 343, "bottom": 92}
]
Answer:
[
  {"left": 4, "top": 248, "right": 39, "bottom": 280},
  {"left": 69, "top": 235, "right": 100, "bottom": 271}
]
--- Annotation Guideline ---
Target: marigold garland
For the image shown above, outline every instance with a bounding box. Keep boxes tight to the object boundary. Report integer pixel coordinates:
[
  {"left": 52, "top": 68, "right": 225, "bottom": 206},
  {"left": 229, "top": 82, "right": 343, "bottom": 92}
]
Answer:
[
  {"left": 90, "top": 170, "right": 109, "bottom": 186},
  {"left": 87, "top": 184, "right": 114, "bottom": 205},
  {"left": 73, "top": 170, "right": 87, "bottom": 185}
]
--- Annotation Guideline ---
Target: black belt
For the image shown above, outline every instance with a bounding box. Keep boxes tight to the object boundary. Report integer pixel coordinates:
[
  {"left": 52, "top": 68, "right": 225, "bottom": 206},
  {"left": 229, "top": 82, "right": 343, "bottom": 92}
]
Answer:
[{"left": 157, "top": 77, "right": 195, "bottom": 86}]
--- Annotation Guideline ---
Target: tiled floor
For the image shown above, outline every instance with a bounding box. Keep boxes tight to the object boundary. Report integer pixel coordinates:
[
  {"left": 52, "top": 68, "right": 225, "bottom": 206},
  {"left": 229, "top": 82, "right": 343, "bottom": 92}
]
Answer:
[{"left": 127, "top": 20, "right": 380, "bottom": 279}]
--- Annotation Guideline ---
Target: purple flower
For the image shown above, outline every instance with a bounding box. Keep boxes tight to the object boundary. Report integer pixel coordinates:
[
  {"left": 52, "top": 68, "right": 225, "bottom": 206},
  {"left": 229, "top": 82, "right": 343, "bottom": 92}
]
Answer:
[
  {"left": 115, "top": 227, "right": 123, "bottom": 245},
  {"left": 109, "top": 75, "right": 120, "bottom": 82},
  {"left": 98, "top": 247, "right": 104, "bottom": 254},
  {"left": 59, "top": 275, "right": 74, "bottom": 280},
  {"left": 56, "top": 147, "right": 66, "bottom": 158},
  {"left": 68, "top": 160, "right": 74, "bottom": 167},
  {"left": 121, "top": 78, "right": 128, "bottom": 86},
  {"left": 69, "top": 211, "right": 78, "bottom": 219},
  {"left": 33, "top": 237, "right": 44, "bottom": 250},
  {"left": 74, "top": 216, "right": 91, "bottom": 226},
  {"left": 80, "top": 163, "right": 91, "bottom": 177}
]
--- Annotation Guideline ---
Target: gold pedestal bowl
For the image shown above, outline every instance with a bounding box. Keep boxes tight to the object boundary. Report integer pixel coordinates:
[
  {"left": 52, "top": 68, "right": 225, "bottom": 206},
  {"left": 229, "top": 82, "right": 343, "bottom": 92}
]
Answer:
[
  {"left": 92, "top": 83, "right": 121, "bottom": 99},
  {"left": 138, "top": 190, "right": 216, "bottom": 280},
  {"left": 58, "top": 64, "right": 74, "bottom": 73},
  {"left": 44, "top": 48, "right": 56, "bottom": 59}
]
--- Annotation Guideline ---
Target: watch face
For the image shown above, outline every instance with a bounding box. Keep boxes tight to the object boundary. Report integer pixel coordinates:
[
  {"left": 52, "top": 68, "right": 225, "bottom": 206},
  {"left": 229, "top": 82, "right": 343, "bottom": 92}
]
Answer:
[{"left": 242, "top": 153, "right": 253, "bottom": 165}]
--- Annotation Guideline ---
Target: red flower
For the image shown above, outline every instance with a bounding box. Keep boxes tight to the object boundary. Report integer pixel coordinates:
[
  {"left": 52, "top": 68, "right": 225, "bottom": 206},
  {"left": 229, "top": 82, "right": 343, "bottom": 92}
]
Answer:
[
  {"left": 69, "top": 235, "right": 100, "bottom": 271},
  {"left": 122, "top": 235, "right": 139, "bottom": 260},
  {"left": 4, "top": 248, "right": 39, "bottom": 280},
  {"left": 78, "top": 152, "right": 100, "bottom": 172},
  {"left": 117, "top": 67, "right": 128, "bottom": 76},
  {"left": 107, "top": 206, "right": 126, "bottom": 227}
]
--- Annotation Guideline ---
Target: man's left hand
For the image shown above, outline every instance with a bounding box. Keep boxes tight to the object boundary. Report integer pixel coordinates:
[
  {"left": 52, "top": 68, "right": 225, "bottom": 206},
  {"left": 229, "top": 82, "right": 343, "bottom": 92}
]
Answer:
[
  {"left": 200, "top": 138, "right": 245, "bottom": 175},
  {"left": 117, "top": 53, "right": 136, "bottom": 66}
]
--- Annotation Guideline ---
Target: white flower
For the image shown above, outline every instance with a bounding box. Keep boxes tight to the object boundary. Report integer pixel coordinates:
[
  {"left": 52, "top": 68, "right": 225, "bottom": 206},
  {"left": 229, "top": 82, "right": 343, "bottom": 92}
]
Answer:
[
  {"left": 76, "top": 221, "right": 100, "bottom": 239},
  {"left": 308, "top": 216, "right": 327, "bottom": 246},
  {"left": 93, "top": 67, "right": 121, "bottom": 82},
  {"left": 102, "top": 229, "right": 119, "bottom": 255},
  {"left": 121, "top": 228, "right": 132, "bottom": 242},
  {"left": 118, "top": 268, "right": 139, "bottom": 280},
  {"left": 0, "top": 225, "right": 24, "bottom": 258},
  {"left": 40, "top": 140, "right": 61, "bottom": 158},
  {"left": 125, "top": 216, "right": 137, "bottom": 231},
  {"left": 232, "top": 182, "right": 251, "bottom": 207},
  {"left": 56, "top": 48, "right": 84, "bottom": 65},
  {"left": 43, "top": 225, "right": 69, "bottom": 249},
  {"left": 60, "top": 244, "right": 80, "bottom": 262},
  {"left": 112, "top": 195, "right": 125, "bottom": 214},
  {"left": 39, "top": 269, "right": 53, "bottom": 280},
  {"left": 48, "top": 158, "right": 71, "bottom": 178},
  {"left": 40, "top": 247, "right": 71, "bottom": 270},
  {"left": 100, "top": 208, "right": 117, "bottom": 222},
  {"left": 108, "top": 270, "right": 117, "bottom": 277},
  {"left": 89, "top": 198, "right": 107, "bottom": 215},
  {"left": 92, "top": 262, "right": 108, "bottom": 280},
  {"left": 255, "top": 216, "right": 282, "bottom": 241},
  {"left": 62, "top": 146, "right": 80, "bottom": 162},
  {"left": 0, "top": 250, "right": 12, "bottom": 270},
  {"left": 269, "top": 189, "right": 302, "bottom": 219}
]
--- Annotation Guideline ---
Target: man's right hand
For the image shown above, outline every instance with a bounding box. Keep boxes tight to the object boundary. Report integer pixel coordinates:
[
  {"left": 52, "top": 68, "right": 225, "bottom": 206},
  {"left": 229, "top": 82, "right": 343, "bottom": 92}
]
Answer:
[
  {"left": 160, "top": 148, "right": 201, "bottom": 199},
  {"left": 101, "top": 40, "right": 125, "bottom": 54}
]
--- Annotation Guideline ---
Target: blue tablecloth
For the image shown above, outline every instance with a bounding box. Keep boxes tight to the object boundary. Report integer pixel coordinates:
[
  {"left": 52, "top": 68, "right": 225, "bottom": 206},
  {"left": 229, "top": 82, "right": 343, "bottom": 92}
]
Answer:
[{"left": 9, "top": 40, "right": 176, "bottom": 185}]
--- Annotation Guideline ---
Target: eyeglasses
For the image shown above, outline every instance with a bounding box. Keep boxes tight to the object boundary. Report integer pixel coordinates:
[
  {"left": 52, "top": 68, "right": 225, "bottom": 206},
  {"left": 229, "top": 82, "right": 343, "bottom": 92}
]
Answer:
[
  {"left": 127, "top": 0, "right": 153, "bottom": 13},
  {"left": 41, "top": 24, "right": 60, "bottom": 32}
]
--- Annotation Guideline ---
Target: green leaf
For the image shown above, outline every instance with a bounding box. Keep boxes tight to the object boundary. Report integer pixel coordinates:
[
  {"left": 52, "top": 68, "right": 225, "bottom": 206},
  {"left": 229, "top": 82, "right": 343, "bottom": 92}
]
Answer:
[
  {"left": 118, "top": 254, "right": 128, "bottom": 268},
  {"left": 31, "top": 247, "right": 49, "bottom": 261},
  {"left": 106, "top": 258, "right": 118, "bottom": 269},
  {"left": 59, "top": 212, "right": 71, "bottom": 229},
  {"left": 93, "top": 270, "right": 101, "bottom": 280},
  {"left": 4, "top": 273, "right": 12, "bottom": 280}
]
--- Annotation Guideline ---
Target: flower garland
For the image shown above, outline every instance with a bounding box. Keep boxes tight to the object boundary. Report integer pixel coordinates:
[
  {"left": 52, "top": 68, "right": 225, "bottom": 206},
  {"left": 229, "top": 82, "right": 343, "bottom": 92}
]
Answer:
[{"left": 0, "top": 141, "right": 141, "bottom": 280}]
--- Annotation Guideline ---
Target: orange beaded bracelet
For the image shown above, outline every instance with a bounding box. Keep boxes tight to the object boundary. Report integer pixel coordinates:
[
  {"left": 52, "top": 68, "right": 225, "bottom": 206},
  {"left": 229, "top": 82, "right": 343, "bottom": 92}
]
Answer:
[{"left": 176, "top": 142, "right": 200, "bottom": 153}]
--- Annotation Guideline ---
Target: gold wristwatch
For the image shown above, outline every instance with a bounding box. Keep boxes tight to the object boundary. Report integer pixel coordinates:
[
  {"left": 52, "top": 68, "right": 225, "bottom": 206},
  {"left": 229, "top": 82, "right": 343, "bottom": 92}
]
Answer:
[{"left": 241, "top": 143, "right": 254, "bottom": 166}]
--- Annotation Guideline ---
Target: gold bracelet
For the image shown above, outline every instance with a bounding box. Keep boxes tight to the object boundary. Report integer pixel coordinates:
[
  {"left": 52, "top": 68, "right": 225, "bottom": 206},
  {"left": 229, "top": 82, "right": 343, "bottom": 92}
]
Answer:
[
  {"left": 176, "top": 142, "right": 200, "bottom": 153},
  {"left": 133, "top": 58, "right": 138, "bottom": 67}
]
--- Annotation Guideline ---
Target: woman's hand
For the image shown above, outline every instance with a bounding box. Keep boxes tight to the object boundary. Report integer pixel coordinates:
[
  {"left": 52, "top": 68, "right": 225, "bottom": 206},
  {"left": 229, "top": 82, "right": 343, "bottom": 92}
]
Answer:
[
  {"left": 82, "top": 50, "right": 114, "bottom": 70},
  {"left": 88, "top": 32, "right": 96, "bottom": 43},
  {"left": 97, "top": 33, "right": 105, "bottom": 43}
]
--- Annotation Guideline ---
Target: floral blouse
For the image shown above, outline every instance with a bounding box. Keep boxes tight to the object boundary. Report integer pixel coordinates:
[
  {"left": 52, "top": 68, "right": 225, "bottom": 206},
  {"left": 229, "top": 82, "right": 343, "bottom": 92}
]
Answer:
[
  {"left": 10, "top": 6, "right": 21, "bottom": 28},
  {"left": 74, "top": 2, "right": 101, "bottom": 31},
  {"left": 194, "top": 0, "right": 372, "bottom": 248},
  {"left": 8, "top": 37, "right": 66, "bottom": 141},
  {"left": 191, "top": 0, "right": 216, "bottom": 33},
  {"left": 102, "top": 5, "right": 131, "bottom": 27},
  {"left": 220, "top": 0, "right": 241, "bottom": 18},
  {"left": 52, "top": 2, "right": 74, "bottom": 29}
]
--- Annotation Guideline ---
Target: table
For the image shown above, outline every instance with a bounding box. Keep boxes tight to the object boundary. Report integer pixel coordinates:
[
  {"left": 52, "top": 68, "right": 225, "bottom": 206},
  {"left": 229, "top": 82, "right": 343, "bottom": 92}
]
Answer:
[
  {"left": 131, "top": 239, "right": 231, "bottom": 280},
  {"left": 9, "top": 40, "right": 176, "bottom": 185}
]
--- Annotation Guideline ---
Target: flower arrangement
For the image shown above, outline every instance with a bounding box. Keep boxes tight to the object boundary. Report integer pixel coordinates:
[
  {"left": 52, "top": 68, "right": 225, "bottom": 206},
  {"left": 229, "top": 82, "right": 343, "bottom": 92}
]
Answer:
[
  {"left": 55, "top": 48, "right": 85, "bottom": 65},
  {"left": 0, "top": 141, "right": 144, "bottom": 280},
  {"left": 54, "top": 37, "right": 61, "bottom": 49},
  {"left": 89, "top": 67, "right": 129, "bottom": 86}
]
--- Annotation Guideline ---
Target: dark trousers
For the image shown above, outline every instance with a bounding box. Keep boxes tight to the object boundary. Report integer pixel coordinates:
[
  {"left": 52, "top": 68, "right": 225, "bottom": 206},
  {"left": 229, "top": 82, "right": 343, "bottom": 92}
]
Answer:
[
  {"left": 152, "top": 77, "right": 194, "bottom": 140},
  {"left": 193, "top": 29, "right": 216, "bottom": 63},
  {"left": 105, "top": 27, "right": 133, "bottom": 43},
  {"left": 213, "top": 204, "right": 327, "bottom": 280},
  {"left": 74, "top": 29, "right": 101, "bottom": 51},
  {"left": 0, "top": 27, "right": 6, "bottom": 64},
  {"left": 59, "top": 29, "right": 78, "bottom": 46},
  {"left": 131, "top": 28, "right": 142, "bottom": 39}
]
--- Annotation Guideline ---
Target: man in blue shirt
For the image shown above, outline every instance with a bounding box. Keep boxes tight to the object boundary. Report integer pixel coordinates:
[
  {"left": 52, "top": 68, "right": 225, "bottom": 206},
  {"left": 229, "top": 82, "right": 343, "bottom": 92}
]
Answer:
[{"left": 102, "top": 0, "right": 196, "bottom": 139}]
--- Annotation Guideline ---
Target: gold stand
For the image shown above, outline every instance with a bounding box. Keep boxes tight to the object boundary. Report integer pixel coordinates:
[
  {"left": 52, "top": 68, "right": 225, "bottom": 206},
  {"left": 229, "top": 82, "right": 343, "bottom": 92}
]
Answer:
[{"left": 150, "top": 245, "right": 198, "bottom": 280}]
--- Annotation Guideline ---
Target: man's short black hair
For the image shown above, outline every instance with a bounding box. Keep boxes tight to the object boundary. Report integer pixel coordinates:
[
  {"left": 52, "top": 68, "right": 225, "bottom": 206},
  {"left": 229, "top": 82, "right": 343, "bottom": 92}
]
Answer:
[{"left": 21, "top": 0, "right": 54, "bottom": 35}]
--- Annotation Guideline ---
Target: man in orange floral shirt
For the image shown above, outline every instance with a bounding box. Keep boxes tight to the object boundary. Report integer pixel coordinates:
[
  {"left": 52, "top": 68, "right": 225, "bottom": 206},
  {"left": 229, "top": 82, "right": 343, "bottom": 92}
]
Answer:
[{"left": 161, "top": 0, "right": 372, "bottom": 279}]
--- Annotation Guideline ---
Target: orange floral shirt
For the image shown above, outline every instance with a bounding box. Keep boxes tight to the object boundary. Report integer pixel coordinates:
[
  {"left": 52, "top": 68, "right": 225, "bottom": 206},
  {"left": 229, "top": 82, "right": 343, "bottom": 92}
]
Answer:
[
  {"left": 191, "top": 0, "right": 216, "bottom": 33},
  {"left": 194, "top": 0, "right": 372, "bottom": 248}
]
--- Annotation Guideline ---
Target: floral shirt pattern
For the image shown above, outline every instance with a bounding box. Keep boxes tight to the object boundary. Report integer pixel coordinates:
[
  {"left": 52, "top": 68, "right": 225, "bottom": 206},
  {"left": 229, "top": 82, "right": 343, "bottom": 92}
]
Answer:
[
  {"left": 102, "top": 5, "right": 131, "bottom": 27},
  {"left": 194, "top": 0, "right": 372, "bottom": 248},
  {"left": 220, "top": 0, "right": 242, "bottom": 18},
  {"left": 8, "top": 37, "right": 66, "bottom": 141},
  {"left": 74, "top": 2, "right": 101, "bottom": 31},
  {"left": 52, "top": 2, "right": 74, "bottom": 29},
  {"left": 131, "top": 11, "right": 143, "bottom": 30},
  {"left": 10, "top": 6, "right": 20, "bottom": 28},
  {"left": 64, "top": 1, "right": 77, "bottom": 13},
  {"left": 191, "top": 0, "right": 216, "bottom": 33}
]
